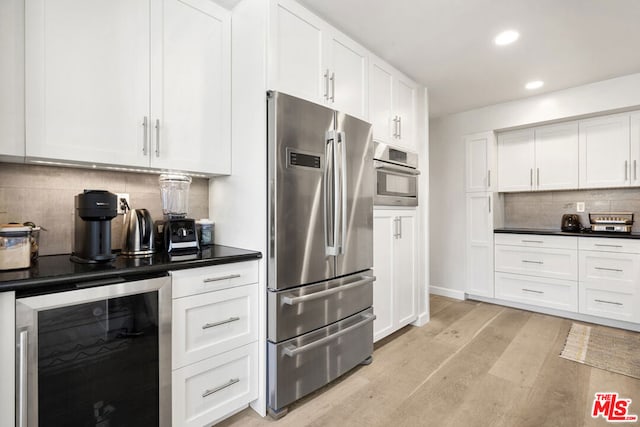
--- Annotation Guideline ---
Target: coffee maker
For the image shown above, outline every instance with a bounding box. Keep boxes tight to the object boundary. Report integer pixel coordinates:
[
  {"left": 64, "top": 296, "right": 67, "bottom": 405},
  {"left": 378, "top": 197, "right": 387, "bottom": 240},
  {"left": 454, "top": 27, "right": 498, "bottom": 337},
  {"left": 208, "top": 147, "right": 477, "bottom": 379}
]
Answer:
[
  {"left": 155, "top": 174, "right": 199, "bottom": 254},
  {"left": 71, "top": 190, "right": 118, "bottom": 263}
]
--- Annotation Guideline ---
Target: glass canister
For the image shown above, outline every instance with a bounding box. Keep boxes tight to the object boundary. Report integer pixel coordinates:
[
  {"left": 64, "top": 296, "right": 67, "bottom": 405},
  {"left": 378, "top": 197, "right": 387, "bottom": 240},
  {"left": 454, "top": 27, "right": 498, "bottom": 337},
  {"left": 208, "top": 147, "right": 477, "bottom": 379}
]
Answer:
[
  {"left": 159, "top": 174, "right": 192, "bottom": 218},
  {"left": 196, "top": 219, "right": 214, "bottom": 246},
  {"left": 0, "top": 225, "right": 32, "bottom": 270}
]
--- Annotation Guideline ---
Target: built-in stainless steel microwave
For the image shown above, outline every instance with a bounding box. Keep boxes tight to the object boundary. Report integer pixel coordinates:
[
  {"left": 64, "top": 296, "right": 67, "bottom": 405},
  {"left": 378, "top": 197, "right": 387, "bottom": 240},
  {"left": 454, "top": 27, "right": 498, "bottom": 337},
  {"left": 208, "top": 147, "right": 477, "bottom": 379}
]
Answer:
[{"left": 373, "top": 142, "right": 419, "bottom": 206}]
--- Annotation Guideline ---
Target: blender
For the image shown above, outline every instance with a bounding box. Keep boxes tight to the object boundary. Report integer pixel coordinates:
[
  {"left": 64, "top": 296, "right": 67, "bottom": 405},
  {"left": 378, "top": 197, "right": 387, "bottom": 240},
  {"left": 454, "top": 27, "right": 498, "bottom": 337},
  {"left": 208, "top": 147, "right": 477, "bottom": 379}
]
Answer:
[{"left": 155, "top": 174, "right": 199, "bottom": 254}]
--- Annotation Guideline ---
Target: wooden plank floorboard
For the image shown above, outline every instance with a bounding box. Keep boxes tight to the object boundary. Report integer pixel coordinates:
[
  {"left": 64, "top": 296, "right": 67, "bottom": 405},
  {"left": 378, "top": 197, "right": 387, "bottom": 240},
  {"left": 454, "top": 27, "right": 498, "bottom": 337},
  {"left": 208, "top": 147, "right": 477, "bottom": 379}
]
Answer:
[{"left": 217, "top": 298, "right": 640, "bottom": 427}]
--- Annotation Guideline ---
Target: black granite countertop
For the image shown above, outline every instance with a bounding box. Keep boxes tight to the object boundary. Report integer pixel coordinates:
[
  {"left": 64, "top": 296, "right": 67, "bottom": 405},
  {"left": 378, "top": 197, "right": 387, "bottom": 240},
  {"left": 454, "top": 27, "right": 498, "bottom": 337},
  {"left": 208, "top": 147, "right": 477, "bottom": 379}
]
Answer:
[
  {"left": 494, "top": 228, "right": 640, "bottom": 239},
  {"left": 0, "top": 245, "right": 262, "bottom": 293}
]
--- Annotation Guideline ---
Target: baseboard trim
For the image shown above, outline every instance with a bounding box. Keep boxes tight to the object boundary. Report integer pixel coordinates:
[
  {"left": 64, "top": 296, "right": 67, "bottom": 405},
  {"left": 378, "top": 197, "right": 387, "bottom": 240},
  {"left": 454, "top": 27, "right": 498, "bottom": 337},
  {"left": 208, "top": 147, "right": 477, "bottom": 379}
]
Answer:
[
  {"left": 412, "top": 311, "right": 430, "bottom": 327},
  {"left": 429, "top": 286, "right": 465, "bottom": 300}
]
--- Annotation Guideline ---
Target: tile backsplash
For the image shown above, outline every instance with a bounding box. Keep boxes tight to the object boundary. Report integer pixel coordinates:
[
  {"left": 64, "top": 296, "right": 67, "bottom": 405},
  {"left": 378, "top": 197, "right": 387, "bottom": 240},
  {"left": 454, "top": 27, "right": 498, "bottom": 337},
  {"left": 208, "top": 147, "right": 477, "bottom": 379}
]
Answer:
[
  {"left": 0, "top": 163, "right": 209, "bottom": 255},
  {"left": 503, "top": 188, "right": 640, "bottom": 232}
]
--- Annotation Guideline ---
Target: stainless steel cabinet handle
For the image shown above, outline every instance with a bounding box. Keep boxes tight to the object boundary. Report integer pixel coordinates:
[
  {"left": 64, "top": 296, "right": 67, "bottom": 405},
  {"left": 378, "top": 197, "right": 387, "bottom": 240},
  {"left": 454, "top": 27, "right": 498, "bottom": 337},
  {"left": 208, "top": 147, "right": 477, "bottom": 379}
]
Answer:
[
  {"left": 594, "top": 244, "right": 623, "bottom": 248},
  {"left": 155, "top": 119, "right": 160, "bottom": 157},
  {"left": 202, "top": 316, "right": 240, "bottom": 329},
  {"left": 282, "top": 276, "right": 375, "bottom": 305},
  {"left": 330, "top": 72, "right": 335, "bottom": 102},
  {"left": 142, "top": 116, "right": 148, "bottom": 155},
  {"left": 594, "top": 266, "right": 623, "bottom": 272},
  {"left": 203, "top": 273, "right": 241, "bottom": 283},
  {"left": 522, "top": 288, "right": 544, "bottom": 294},
  {"left": 624, "top": 160, "right": 629, "bottom": 180},
  {"left": 594, "top": 299, "right": 623, "bottom": 306},
  {"left": 398, "top": 116, "right": 402, "bottom": 138},
  {"left": 393, "top": 217, "right": 400, "bottom": 238},
  {"left": 282, "top": 313, "right": 376, "bottom": 357},
  {"left": 398, "top": 217, "right": 402, "bottom": 239},
  {"left": 635, "top": 160, "right": 638, "bottom": 181},
  {"left": 323, "top": 69, "right": 329, "bottom": 100},
  {"left": 537, "top": 168, "right": 540, "bottom": 186},
  {"left": 522, "top": 260, "right": 544, "bottom": 264},
  {"left": 18, "top": 330, "right": 28, "bottom": 427},
  {"left": 488, "top": 195, "right": 491, "bottom": 213},
  {"left": 487, "top": 170, "right": 491, "bottom": 188},
  {"left": 202, "top": 378, "right": 240, "bottom": 398},
  {"left": 522, "top": 240, "right": 544, "bottom": 243},
  {"left": 392, "top": 116, "right": 399, "bottom": 138},
  {"left": 530, "top": 169, "right": 533, "bottom": 187}
]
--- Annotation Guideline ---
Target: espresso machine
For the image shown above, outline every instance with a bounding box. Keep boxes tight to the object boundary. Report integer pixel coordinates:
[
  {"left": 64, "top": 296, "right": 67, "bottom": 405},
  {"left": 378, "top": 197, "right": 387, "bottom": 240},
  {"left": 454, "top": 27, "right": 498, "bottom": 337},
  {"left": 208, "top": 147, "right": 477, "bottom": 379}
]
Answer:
[
  {"left": 71, "top": 190, "right": 118, "bottom": 263},
  {"left": 155, "top": 174, "right": 199, "bottom": 254}
]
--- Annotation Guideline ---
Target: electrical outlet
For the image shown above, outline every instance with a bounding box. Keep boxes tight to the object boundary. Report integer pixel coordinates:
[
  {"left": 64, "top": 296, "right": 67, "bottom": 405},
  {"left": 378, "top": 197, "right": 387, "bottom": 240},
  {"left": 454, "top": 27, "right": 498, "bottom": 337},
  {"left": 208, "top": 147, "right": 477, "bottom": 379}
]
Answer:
[
  {"left": 116, "top": 193, "right": 130, "bottom": 214},
  {"left": 576, "top": 202, "right": 585, "bottom": 213}
]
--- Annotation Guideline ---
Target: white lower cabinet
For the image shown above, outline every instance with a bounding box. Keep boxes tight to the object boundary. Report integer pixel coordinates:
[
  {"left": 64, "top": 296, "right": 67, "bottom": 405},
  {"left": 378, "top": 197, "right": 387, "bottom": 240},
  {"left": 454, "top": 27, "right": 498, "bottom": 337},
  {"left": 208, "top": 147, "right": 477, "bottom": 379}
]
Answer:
[
  {"left": 466, "top": 193, "right": 495, "bottom": 298},
  {"left": 495, "top": 272, "right": 578, "bottom": 312},
  {"left": 171, "top": 261, "right": 259, "bottom": 426},
  {"left": 373, "top": 209, "right": 417, "bottom": 342}
]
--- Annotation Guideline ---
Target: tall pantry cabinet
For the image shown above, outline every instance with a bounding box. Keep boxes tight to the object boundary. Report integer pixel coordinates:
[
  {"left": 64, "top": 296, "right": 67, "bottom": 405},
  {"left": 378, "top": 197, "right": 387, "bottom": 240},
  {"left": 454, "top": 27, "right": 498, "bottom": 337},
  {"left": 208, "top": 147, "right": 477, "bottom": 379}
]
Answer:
[{"left": 465, "top": 131, "right": 500, "bottom": 298}]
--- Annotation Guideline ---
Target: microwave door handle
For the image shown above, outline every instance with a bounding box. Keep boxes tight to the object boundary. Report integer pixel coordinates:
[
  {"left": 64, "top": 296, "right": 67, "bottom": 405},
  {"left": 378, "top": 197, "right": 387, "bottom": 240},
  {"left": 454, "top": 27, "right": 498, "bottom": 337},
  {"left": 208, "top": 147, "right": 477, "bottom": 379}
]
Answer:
[
  {"left": 324, "top": 131, "right": 337, "bottom": 256},
  {"left": 374, "top": 163, "right": 421, "bottom": 176}
]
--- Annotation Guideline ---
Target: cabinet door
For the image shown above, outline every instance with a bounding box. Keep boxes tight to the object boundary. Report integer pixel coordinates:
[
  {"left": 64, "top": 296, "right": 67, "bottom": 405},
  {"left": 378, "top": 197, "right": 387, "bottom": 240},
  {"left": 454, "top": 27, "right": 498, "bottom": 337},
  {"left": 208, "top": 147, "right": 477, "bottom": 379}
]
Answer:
[
  {"left": 325, "top": 31, "right": 367, "bottom": 119},
  {"left": 26, "top": 0, "right": 150, "bottom": 167},
  {"left": 465, "top": 132, "right": 496, "bottom": 192},
  {"left": 534, "top": 122, "right": 579, "bottom": 190},
  {"left": 466, "top": 193, "right": 494, "bottom": 297},
  {"left": 497, "top": 129, "right": 535, "bottom": 192},
  {"left": 394, "top": 76, "right": 416, "bottom": 150},
  {"left": 394, "top": 213, "right": 417, "bottom": 327},
  {"left": 270, "top": 0, "right": 325, "bottom": 105},
  {"left": 630, "top": 112, "right": 640, "bottom": 186},
  {"left": 0, "top": 0, "right": 24, "bottom": 158},
  {"left": 369, "top": 60, "right": 394, "bottom": 144},
  {"left": 579, "top": 114, "right": 631, "bottom": 189},
  {"left": 150, "top": 0, "right": 231, "bottom": 174},
  {"left": 373, "top": 212, "right": 394, "bottom": 342}
]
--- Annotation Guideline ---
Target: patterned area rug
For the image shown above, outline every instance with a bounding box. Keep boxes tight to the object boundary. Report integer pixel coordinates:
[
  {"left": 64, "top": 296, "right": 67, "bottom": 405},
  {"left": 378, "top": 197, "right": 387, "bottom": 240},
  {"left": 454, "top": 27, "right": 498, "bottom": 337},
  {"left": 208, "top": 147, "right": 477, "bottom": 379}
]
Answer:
[{"left": 560, "top": 323, "right": 640, "bottom": 379}]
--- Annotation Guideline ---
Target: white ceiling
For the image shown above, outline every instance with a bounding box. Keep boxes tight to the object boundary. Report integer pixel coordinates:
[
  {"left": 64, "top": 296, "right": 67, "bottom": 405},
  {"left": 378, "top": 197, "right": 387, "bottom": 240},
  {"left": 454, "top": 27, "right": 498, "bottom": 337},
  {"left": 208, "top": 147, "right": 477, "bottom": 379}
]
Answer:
[{"left": 297, "top": 0, "right": 640, "bottom": 118}]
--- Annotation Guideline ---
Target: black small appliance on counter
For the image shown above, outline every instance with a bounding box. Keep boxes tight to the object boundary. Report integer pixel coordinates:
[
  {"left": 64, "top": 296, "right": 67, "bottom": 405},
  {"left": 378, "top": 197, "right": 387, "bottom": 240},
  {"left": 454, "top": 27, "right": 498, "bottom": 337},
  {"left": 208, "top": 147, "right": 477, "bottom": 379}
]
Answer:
[
  {"left": 561, "top": 214, "right": 581, "bottom": 232},
  {"left": 71, "top": 190, "right": 117, "bottom": 263}
]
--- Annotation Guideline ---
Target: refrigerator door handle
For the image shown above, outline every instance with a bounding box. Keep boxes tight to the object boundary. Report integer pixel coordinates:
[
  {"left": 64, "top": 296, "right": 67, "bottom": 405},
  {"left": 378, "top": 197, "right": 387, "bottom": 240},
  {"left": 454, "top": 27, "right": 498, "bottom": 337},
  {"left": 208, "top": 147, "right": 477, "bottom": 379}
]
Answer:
[
  {"left": 336, "top": 130, "right": 347, "bottom": 255},
  {"left": 325, "top": 131, "right": 338, "bottom": 256}
]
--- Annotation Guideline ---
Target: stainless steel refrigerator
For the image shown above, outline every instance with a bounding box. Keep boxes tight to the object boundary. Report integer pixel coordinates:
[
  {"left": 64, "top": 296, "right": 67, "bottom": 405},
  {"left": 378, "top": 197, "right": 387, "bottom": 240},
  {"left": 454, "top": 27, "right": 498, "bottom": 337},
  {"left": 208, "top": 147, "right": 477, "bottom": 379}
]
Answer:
[{"left": 266, "top": 91, "right": 376, "bottom": 417}]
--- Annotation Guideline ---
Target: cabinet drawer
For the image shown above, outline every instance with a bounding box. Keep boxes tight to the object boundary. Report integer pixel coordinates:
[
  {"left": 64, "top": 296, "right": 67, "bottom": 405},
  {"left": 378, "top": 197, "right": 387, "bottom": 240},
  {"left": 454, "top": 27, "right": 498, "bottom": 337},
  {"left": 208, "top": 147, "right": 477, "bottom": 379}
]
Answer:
[
  {"left": 495, "top": 272, "right": 578, "bottom": 312},
  {"left": 495, "top": 233, "right": 577, "bottom": 250},
  {"left": 495, "top": 245, "right": 577, "bottom": 281},
  {"left": 171, "top": 260, "right": 258, "bottom": 298},
  {"left": 172, "top": 342, "right": 258, "bottom": 427},
  {"left": 173, "top": 284, "right": 258, "bottom": 369},
  {"left": 579, "top": 251, "right": 640, "bottom": 293},
  {"left": 579, "top": 286, "right": 638, "bottom": 323},
  {"left": 578, "top": 237, "right": 640, "bottom": 254}
]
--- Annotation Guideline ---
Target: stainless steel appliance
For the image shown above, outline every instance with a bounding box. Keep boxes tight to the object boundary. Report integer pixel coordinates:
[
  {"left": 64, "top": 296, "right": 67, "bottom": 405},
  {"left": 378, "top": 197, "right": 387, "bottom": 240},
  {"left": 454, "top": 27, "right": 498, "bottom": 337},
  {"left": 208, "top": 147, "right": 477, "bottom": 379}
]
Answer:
[
  {"left": 373, "top": 142, "right": 420, "bottom": 206},
  {"left": 267, "top": 91, "right": 376, "bottom": 418},
  {"left": 155, "top": 174, "right": 199, "bottom": 254},
  {"left": 589, "top": 212, "right": 634, "bottom": 233},
  {"left": 561, "top": 213, "right": 581, "bottom": 231},
  {"left": 121, "top": 208, "right": 156, "bottom": 256},
  {"left": 15, "top": 275, "right": 171, "bottom": 427},
  {"left": 71, "top": 190, "right": 117, "bottom": 263}
]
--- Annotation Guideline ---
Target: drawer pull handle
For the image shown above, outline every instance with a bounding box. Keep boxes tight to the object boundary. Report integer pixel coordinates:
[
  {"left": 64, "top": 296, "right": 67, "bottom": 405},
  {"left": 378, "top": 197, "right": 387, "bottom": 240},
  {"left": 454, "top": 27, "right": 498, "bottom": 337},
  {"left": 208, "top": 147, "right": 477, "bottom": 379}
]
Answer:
[
  {"left": 594, "top": 267, "right": 623, "bottom": 273},
  {"left": 594, "top": 244, "right": 623, "bottom": 248},
  {"left": 521, "top": 240, "right": 544, "bottom": 243},
  {"left": 202, "top": 317, "right": 240, "bottom": 330},
  {"left": 283, "top": 313, "right": 376, "bottom": 357},
  {"left": 203, "top": 274, "right": 241, "bottom": 283},
  {"left": 594, "top": 299, "right": 623, "bottom": 306},
  {"left": 522, "top": 260, "right": 544, "bottom": 264},
  {"left": 522, "top": 288, "right": 544, "bottom": 294},
  {"left": 282, "top": 276, "right": 375, "bottom": 305},
  {"left": 202, "top": 378, "right": 240, "bottom": 398}
]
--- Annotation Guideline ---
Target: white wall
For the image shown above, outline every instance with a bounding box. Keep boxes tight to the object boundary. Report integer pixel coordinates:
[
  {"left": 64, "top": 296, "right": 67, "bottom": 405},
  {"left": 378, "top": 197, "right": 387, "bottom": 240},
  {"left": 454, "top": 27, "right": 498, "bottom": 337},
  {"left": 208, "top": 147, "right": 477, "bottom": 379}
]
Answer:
[{"left": 430, "top": 72, "right": 640, "bottom": 295}]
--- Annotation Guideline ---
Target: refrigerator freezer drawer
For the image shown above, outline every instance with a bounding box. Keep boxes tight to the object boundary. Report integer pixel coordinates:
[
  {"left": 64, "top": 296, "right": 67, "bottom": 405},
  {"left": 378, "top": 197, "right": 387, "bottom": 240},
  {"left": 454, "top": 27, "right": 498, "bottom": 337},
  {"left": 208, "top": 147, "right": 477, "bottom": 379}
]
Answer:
[
  {"left": 267, "top": 308, "right": 375, "bottom": 413},
  {"left": 267, "top": 270, "right": 374, "bottom": 342}
]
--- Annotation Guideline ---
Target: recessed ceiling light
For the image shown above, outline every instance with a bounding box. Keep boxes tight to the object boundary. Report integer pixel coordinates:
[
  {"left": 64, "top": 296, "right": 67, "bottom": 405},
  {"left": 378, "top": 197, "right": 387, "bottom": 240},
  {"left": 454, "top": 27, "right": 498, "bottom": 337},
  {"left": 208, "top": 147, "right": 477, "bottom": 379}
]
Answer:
[
  {"left": 494, "top": 30, "right": 520, "bottom": 46},
  {"left": 525, "top": 80, "right": 544, "bottom": 90}
]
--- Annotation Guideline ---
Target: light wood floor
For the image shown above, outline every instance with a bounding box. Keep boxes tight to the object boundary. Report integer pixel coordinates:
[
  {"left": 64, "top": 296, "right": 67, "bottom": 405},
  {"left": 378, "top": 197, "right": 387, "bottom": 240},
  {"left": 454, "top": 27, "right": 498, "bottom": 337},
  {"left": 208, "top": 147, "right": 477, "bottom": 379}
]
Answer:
[{"left": 219, "top": 295, "right": 640, "bottom": 427}]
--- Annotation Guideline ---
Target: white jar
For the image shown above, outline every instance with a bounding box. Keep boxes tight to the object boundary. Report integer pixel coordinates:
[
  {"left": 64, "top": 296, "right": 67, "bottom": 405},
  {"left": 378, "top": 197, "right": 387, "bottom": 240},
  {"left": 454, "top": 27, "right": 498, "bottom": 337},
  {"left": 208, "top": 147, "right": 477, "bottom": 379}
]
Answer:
[{"left": 0, "top": 225, "right": 31, "bottom": 270}]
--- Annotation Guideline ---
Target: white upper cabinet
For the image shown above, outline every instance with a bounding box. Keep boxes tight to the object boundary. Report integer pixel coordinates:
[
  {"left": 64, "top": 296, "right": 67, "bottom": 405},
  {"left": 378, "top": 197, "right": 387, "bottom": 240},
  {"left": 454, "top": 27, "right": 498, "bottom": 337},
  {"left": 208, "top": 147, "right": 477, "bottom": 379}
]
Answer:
[
  {"left": 269, "top": 0, "right": 367, "bottom": 119},
  {"left": 150, "top": 0, "right": 231, "bottom": 174},
  {"left": 369, "top": 56, "right": 417, "bottom": 150},
  {"left": 632, "top": 112, "right": 640, "bottom": 186},
  {"left": 497, "top": 128, "right": 535, "bottom": 192},
  {"left": 465, "top": 131, "right": 496, "bottom": 192},
  {"left": 579, "top": 113, "right": 631, "bottom": 189},
  {"left": 534, "top": 122, "right": 579, "bottom": 191},
  {"left": 25, "top": 0, "right": 231, "bottom": 175},
  {"left": 0, "top": 0, "right": 25, "bottom": 159}
]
